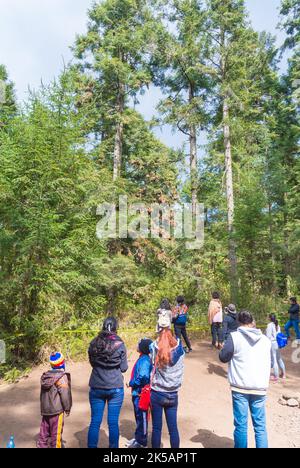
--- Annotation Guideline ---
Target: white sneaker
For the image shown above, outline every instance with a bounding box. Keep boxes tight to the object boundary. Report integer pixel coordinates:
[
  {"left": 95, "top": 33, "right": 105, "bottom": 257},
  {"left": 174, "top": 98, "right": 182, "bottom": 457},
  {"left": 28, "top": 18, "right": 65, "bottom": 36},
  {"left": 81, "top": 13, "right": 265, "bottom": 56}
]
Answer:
[{"left": 125, "top": 438, "right": 136, "bottom": 448}]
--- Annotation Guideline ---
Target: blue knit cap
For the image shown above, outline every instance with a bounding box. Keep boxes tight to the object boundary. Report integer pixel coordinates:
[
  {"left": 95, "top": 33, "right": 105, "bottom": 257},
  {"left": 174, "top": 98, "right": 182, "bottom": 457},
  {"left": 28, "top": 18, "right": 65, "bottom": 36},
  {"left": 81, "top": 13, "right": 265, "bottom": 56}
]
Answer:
[{"left": 50, "top": 352, "right": 65, "bottom": 370}]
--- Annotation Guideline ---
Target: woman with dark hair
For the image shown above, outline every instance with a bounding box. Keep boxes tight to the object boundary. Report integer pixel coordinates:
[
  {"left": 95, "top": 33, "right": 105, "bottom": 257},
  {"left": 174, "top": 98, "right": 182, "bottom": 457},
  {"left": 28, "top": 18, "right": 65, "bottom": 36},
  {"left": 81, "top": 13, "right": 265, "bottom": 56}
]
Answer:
[
  {"left": 266, "top": 314, "right": 286, "bottom": 382},
  {"left": 150, "top": 314, "right": 185, "bottom": 448},
  {"left": 87, "top": 317, "right": 128, "bottom": 448},
  {"left": 156, "top": 298, "right": 173, "bottom": 333},
  {"left": 172, "top": 296, "right": 192, "bottom": 353}
]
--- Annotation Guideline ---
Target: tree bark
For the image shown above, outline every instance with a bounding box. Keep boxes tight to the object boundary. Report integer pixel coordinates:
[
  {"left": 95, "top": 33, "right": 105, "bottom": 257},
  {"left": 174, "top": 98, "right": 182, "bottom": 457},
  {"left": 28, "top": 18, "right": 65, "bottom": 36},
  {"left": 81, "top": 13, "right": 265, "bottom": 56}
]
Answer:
[
  {"left": 223, "top": 99, "right": 238, "bottom": 302},
  {"left": 189, "top": 84, "right": 198, "bottom": 218},
  {"left": 113, "top": 85, "right": 124, "bottom": 182},
  {"left": 113, "top": 80, "right": 125, "bottom": 182},
  {"left": 283, "top": 191, "right": 291, "bottom": 296}
]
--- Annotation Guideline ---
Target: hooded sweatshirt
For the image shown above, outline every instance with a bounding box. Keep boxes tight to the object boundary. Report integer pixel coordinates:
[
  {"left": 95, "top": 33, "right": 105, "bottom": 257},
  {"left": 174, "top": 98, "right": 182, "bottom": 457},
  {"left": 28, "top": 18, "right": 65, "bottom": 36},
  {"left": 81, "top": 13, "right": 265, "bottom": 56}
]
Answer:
[
  {"left": 150, "top": 339, "right": 185, "bottom": 393},
  {"left": 266, "top": 322, "right": 281, "bottom": 344},
  {"left": 40, "top": 370, "right": 72, "bottom": 416},
  {"left": 88, "top": 332, "right": 128, "bottom": 389},
  {"left": 223, "top": 312, "right": 239, "bottom": 341},
  {"left": 219, "top": 327, "right": 271, "bottom": 396}
]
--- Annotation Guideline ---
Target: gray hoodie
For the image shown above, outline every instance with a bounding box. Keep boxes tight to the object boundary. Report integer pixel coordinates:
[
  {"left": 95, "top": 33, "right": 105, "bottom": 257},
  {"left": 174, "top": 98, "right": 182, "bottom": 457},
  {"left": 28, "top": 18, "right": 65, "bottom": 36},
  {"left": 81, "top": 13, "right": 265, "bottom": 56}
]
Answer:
[
  {"left": 220, "top": 327, "right": 271, "bottom": 395},
  {"left": 150, "top": 339, "right": 185, "bottom": 393}
]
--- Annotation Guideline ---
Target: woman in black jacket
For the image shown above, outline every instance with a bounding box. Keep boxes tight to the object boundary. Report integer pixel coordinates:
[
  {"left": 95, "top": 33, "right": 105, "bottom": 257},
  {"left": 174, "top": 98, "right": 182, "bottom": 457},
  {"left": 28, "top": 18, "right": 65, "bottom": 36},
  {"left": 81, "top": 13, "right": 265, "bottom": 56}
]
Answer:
[{"left": 87, "top": 317, "right": 128, "bottom": 448}]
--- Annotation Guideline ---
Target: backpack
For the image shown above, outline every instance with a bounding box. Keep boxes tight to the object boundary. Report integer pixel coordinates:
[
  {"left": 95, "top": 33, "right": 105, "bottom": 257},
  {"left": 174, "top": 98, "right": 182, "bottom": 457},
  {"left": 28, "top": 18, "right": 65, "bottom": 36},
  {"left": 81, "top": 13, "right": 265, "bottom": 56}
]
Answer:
[
  {"left": 138, "top": 357, "right": 158, "bottom": 412},
  {"left": 173, "top": 305, "right": 188, "bottom": 326},
  {"left": 276, "top": 332, "right": 288, "bottom": 349}
]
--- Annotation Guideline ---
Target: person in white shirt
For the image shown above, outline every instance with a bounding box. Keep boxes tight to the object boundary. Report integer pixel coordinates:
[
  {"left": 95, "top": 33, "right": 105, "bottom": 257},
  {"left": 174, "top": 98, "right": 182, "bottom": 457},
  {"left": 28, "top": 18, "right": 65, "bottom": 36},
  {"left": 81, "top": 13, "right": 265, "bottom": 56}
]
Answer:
[
  {"left": 208, "top": 291, "right": 223, "bottom": 349},
  {"left": 266, "top": 314, "right": 286, "bottom": 382}
]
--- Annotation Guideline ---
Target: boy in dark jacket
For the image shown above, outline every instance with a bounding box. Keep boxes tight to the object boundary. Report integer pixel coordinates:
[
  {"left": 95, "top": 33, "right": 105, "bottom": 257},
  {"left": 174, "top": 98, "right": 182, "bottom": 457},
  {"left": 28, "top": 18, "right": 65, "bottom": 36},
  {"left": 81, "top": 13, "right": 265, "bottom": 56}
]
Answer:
[
  {"left": 127, "top": 339, "right": 153, "bottom": 449},
  {"left": 37, "top": 353, "right": 72, "bottom": 449}
]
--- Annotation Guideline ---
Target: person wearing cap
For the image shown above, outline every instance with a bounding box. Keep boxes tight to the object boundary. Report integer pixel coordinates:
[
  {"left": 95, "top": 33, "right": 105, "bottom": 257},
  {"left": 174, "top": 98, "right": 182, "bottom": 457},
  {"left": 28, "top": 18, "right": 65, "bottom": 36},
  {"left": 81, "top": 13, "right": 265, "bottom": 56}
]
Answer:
[
  {"left": 87, "top": 317, "right": 128, "bottom": 448},
  {"left": 223, "top": 304, "right": 239, "bottom": 342},
  {"left": 37, "top": 352, "right": 72, "bottom": 448},
  {"left": 150, "top": 314, "right": 185, "bottom": 448},
  {"left": 127, "top": 338, "right": 153, "bottom": 448}
]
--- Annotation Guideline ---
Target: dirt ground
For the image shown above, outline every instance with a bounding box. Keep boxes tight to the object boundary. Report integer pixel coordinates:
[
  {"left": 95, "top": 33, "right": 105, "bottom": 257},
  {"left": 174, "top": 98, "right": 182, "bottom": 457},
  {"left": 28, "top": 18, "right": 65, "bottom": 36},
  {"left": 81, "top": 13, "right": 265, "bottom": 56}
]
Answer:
[{"left": 0, "top": 340, "right": 300, "bottom": 449}]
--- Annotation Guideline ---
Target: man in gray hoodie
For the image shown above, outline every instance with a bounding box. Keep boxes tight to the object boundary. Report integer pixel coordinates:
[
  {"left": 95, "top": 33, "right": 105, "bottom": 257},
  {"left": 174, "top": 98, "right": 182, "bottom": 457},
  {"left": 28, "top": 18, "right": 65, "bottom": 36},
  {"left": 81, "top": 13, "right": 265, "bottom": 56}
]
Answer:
[{"left": 219, "top": 311, "right": 271, "bottom": 449}]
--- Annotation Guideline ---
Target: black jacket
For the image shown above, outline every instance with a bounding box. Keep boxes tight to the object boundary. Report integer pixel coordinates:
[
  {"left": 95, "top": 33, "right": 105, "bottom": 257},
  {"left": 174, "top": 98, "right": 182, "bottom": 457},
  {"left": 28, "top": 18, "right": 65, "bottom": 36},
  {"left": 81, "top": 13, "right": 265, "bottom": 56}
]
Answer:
[
  {"left": 223, "top": 313, "right": 239, "bottom": 341},
  {"left": 88, "top": 333, "right": 128, "bottom": 389},
  {"left": 289, "top": 303, "right": 300, "bottom": 320}
]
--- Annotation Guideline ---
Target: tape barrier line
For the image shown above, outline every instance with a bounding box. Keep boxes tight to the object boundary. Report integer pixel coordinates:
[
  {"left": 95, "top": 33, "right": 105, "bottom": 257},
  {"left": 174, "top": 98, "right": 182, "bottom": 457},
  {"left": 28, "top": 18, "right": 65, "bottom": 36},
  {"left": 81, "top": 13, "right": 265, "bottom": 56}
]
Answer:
[{"left": 2, "top": 324, "right": 267, "bottom": 342}]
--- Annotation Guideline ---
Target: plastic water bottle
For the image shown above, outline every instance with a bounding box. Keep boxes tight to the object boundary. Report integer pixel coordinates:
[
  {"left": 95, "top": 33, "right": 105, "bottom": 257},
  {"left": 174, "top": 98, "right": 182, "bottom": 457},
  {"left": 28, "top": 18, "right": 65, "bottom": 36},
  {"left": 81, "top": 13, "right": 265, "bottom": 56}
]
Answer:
[{"left": 6, "top": 436, "right": 15, "bottom": 448}]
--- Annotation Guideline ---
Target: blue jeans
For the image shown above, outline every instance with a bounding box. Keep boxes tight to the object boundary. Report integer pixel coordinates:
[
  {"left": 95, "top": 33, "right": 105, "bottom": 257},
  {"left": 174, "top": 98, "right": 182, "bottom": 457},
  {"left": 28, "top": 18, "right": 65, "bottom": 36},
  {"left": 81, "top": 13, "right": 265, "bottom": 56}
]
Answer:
[
  {"left": 151, "top": 390, "right": 180, "bottom": 448},
  {"left": 88, "top": 387, "right": 124, "bottom": 448},
  {"left": 132, "top": 396, "right": 148, "bottom": 447},
  {"left": 271, "top": 342, "right": 286, "bottom": 379},
  {"left": 285, "top": 319, "right": 300, "bottom": 339},
  {"left": 232, "top": 392, "right": 268, "bottom": 449}
]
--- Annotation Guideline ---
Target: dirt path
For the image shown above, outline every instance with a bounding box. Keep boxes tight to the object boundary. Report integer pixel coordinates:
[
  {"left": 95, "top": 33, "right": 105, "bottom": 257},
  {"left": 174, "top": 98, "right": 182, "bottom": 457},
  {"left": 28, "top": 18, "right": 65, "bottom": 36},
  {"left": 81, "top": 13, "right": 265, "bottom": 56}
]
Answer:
[{"left": 0, "top": 340, "right": 300, "bottom": 448}]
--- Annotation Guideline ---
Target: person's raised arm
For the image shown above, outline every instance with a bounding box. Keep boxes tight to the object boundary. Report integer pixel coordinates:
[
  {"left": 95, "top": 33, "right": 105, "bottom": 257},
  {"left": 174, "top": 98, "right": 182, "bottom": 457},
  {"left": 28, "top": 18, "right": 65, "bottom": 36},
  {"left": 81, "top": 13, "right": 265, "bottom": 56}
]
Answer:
[{"left": 219, "top": 334, "right": 234, "bottom": 363}]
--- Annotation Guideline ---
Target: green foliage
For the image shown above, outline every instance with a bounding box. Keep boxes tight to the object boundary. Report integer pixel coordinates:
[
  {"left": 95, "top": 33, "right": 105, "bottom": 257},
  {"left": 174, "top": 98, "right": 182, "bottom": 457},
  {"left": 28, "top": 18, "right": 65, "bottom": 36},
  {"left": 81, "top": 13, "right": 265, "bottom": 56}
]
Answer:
[{"left": 0, "top": 0, "right": 299, "bottom": 375}]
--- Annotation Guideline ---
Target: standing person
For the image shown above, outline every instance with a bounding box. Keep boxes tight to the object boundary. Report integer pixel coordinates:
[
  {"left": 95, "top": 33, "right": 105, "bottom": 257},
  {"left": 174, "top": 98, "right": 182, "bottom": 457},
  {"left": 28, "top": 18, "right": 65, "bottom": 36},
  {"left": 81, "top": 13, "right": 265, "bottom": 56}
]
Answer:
[
  {"left": 219, "top": 311, "right": 271, "bottom": 449},
  {"left": 127, "top": 338, "right": 153, "bottom": 449},
  {"left": 156, "top": 298, "right": 173, "bottom": 333},
  {"left": 208, "top": 291, "right": 223, "bottom": 349},
  {"left": 266, "top": 314, "right": 286, "bottom": 382},
  {"left": 88, "top": 317, "right": 128, "bottom": 449},
  {"left": 223, "top": 304, "right": 239, "bottom": 342},
  {"left": 150, "top": 315, "right": 185, "bottom": 449},
  {"left": 172, "top": 296, "right": 192, "bottom": 353},
  {"left": 37, "top": 353, "right": 72, "bottom": 449},
  {"left": 284, "top": 297, "right": 300, "bottom": 341}
]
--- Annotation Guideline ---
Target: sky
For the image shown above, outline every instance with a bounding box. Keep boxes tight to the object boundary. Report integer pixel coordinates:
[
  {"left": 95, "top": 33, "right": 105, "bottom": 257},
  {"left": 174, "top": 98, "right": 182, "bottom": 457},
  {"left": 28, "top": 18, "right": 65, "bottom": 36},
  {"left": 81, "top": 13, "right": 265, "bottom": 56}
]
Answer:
[{"left": 0, "top": 0, "right": 286, "bottom": 148}]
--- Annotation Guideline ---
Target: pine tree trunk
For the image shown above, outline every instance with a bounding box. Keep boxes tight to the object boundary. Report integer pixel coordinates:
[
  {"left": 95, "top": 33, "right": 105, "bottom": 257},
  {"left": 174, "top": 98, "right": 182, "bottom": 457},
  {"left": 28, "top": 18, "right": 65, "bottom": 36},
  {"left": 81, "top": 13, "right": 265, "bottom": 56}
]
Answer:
[
  {"left": 189, "top": 84, "right": 198, "bottom": 218},
  {"left": 223, "top": 99, "right": 238, "bottom": 302},
  {"left": 113, "top": 81, "right": 125, "bottom": 181},
  {"left": 283, "top": 191, "right": 291, "bottom": 296},
  {"left": 268, "top": 201, "right": 277, "bottom": 294}
]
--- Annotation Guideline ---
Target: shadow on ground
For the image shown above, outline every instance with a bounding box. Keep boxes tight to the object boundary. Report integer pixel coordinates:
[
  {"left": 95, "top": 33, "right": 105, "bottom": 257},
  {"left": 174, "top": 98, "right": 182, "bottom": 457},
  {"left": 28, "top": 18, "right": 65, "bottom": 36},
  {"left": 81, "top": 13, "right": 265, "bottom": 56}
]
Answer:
[
  {"left": 207, "top": 363, "right": 228, "bottom": 379},
  {"left": 191, "top": 429, "right": 233, "bottom": 448},
  {"left": 74, "top": 427, "right": 109, "bottom": 448}
]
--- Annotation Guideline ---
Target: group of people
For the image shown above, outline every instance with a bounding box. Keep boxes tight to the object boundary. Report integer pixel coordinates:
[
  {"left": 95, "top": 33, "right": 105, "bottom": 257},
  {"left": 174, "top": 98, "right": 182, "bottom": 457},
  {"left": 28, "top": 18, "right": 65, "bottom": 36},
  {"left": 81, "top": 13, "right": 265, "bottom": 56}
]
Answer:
[
  {"left": 213, "top": 294, "right": 298, "bottom": 448},
  {"left": 36, "top": 294, "right": 299, "bottom": 449},
  {"left": 37, "top": 296, "right": 190, "bottom": 449}
]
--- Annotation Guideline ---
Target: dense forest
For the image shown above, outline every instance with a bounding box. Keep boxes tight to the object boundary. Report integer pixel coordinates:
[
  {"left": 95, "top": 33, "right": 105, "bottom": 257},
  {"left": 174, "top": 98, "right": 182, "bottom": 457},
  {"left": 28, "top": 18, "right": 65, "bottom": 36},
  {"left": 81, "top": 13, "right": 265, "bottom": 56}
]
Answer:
[{"left": 0, "top": 0, "right": 299, "bottom": 376}]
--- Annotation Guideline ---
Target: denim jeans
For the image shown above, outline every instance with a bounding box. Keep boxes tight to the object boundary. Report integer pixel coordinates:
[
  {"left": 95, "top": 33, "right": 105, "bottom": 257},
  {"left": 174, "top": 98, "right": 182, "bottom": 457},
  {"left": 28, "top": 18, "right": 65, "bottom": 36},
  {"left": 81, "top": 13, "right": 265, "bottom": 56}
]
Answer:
[
  {"left": 88, "top": 387, "right": 124, "bottom": 448},
  {"left": 132, "top": 396, "right": 148, "bottom": 447},
  {"left": 271, "top": 342, "right": 286, "bottom": 379},
  {"left": 232, "top": 392, "right": 268, "bottom": 448},
  {"left": 211, "top": 322, "right": 223, "bottom": 346},
  {"left": 151, "top": 390, "right": 180, "bottom": 448},
  {"left": 284, "top": 319, "right": 300, "bottom": 339},
  {"left": 174, "top": 325, "right": 192, "bottom": 350}
]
